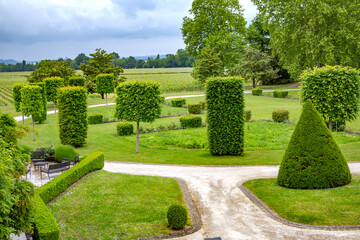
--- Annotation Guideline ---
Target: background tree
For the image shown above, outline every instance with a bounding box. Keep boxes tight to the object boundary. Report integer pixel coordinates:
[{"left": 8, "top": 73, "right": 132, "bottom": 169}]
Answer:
[
  {"left": 27, "top": 60, "right": 75, "bottom": 83},
  {"left": 181, "top": 0, "right": 247, "bottom": 68},
  {"left": 79, "top": 48, "right": 124, "bottom": 95},
  {"left": 44, "top": 77, "right": 64, "bottom": 118},
  {"left": 21, "top": 85, "right": 43, "bottom": 141},
  {"left": 96, "top": 74, "right": 114, "bottom": 107},
  {"left": 252, "top": 0, "right": 360, "bottom": 79},
  {"left": 115, "top": 81, "right": 162, "bottom": 153},
  {"left": 300, "top": 65, "right": 360, "bottom": 132},
  {"left": 12, "top": 83, "right": 26, "bottom": 125},
  {"left": 230, "top": 47, "right": 278, "bottom": 88}
]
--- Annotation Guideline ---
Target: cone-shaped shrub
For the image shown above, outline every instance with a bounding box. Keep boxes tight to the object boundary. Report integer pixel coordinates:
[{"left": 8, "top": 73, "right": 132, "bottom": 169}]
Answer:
[{"left": 277, "top": 100, "right": 351, "bottom": 189}]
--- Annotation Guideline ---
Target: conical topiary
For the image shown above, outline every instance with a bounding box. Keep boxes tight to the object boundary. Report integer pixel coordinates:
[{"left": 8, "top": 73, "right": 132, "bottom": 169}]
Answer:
[{"left": 277, "top": 100, "right": 352, "bottom": 189}]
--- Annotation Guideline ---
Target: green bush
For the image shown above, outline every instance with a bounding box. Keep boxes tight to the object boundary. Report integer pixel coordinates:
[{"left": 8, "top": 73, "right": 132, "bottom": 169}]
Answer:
[
  {"left": 30, "top": 82, "right": 47, "bottom": 123},
  {"left": 188, "top": 103, "right": 202, "bottom": 114},
  {"left": 273, "top": 90, "right": 289, "bottom": 98},
  {"left": 167, "top": 205, "right": 187, "bottom": 230},
  {"left": 277, "top": 100, "right": 352, "bottom": 189},
  {"left": 58, "top": 87, "right": 88, "bottom": 147},
  {"left": 96, "top": 74, "right": 114, "bottom": 94},
  {"left": 12, "top": 83, "right": 26, "bottom": 113},
  {"left": 117, "top": 122, "right": 134, "bottom": 136},
  {"left": 68, "top": 76, "right": 85, "bottom": 86},
  {"left": 207, "top": 77, "right": 245, "bottom": 156},
  {"left": 171, "top": 98, "right": 186, "bottom": 107},
  {"left": 245, "top": 110, "right": 252, "bottom": 122},
  {"left": 272, "top": 110, "right": 289, "bottom": 123},
  {"left": 252, "top": 88, "right": 262, "bottom": 96},
  {"left": 54, "top": 145, "right": 78, "bottom": 163},
  {"left": 17, "top": 144, "right": 33, "bottom": 154},
  {"left": 88, "top": 113, "right": 104, "bottom": 124},
  {"left": 199, "top": 101, "right": 206, "bottom": 110},
  {"left": 38, "top": 152, "right": 104, "bottom": 204},
  {"left": 44, "top": 77, "right": 64, "bottom": 102},
  {"left": 35, "top": 145, "right": 55, "bottom": 159},
  {"left": 180, "top": 115, "right": 202, "bottom": 128}
]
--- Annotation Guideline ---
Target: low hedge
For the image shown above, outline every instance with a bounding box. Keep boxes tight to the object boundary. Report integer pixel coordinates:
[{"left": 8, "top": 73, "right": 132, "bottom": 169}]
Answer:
[
  {"left": 32, "top": 194, "right": 60, "bottom": 240},
  {"left": 273, "top": 90, "right": 289, "bottom": 98},
  {"left": 272, "top": 110, "right": 290, "bottom": 123},
  {"left": 252, "top": 88, "right": 262, "bottom": 96},
  {"left": 245, "top": 110, "right": 252, "bottom": 122},
  {"left": 188, "top": 103, "right": 201, "bottom": 114},
  {"left": 180, "top": 115, "right": 202, "bottom": 128},
  {"left": 88, "top": 113, "right": 104, "bottom": 124},
  {"left": 117, "top": 122, "right": 134, "bottom": 136},
  {"left": 171, "top": 98, "right": 186, "bottom": 107}
]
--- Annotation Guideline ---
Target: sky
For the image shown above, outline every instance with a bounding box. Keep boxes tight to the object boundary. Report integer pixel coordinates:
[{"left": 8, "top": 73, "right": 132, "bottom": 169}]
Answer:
[{"left": 0, "top": 0, "right": 258, "bottom": 61}]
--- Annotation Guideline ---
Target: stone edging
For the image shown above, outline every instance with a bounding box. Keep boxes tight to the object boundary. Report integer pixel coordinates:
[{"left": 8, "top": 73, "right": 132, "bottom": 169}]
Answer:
[{"left": 237, "top": 180, "right": 360, "bottom": 231}]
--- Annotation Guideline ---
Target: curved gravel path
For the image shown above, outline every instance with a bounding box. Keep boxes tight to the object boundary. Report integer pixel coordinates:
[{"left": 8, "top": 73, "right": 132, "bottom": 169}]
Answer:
[{"left": 103, "top": 161, "right": 360, "bottom": 240}]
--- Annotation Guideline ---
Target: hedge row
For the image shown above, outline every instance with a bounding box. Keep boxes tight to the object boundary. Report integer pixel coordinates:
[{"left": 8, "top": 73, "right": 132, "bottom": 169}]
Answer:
[
  {"left": 117, "top": 122, "right": 134, "bottom": 136},
  {"left": 180, "top": 115, "right": 202, "bottom": 128},
  {"left": 273, "top": 90, "right": 288, "bottom": 98},
  {"left": 188, "top": 103, "right": 201, "bottom": 114},
  {"left": 88, "top": 113, "right": 104, "bottom": 124},
  {"left": 68, "top": 76, "right": 85, "bottom": 87},
  {"left": 272, "top": 110, "right": 289, "bottom": 123},
  {"left": 171, "top": 98, "right": 186, "bottom": 107},
  {"left": 252, "top": 88, "right": 262, "bottom": 96}
]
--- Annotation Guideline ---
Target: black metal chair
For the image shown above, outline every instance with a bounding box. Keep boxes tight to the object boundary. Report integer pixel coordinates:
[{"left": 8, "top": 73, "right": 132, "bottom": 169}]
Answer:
[{"left": 62, "top": 154, "right": 80, "bottom": 166}]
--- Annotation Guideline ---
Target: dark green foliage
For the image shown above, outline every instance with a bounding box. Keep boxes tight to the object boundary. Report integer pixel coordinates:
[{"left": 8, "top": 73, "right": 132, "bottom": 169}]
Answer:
[
  {"left": 167, "top": 205, "right": 187, "bottom": 230},
  {"left": 58, "top": 87, "right": 88, "bottom": 147},
  {"left": 277, "top": 100, "right": 352, "bottom": 189},
  {"left": 199, "top": 101, "right": 206, "bottom": 110},
  {"left": 30, "top": 82, "right": 47, "bottom": 123},
  {"left": 32, "top": 193, "right": 60, "bottom": 240},
  {"left": 206, "top": 77, "right": 245, "bottom": 156},
  {"left": 272, "top": 110, "right": 289, "bottom": 123},
  {"left": 188, "top": 103, "right": 201, "bottom": 114},
  {"left": 27, "top": 60, "right": 75, "bottom": 83},
  {"left": 245, "top": 110, "right": 252, "bottom": 122},
  {"left": 44, "top": 77, "right": 64, "bottom": 102},
  {"left": 273, "top": 90, "right": 288, "bottom": 98},
  {"left": 171, "top": 98, "right": 186, "bottom": 107},
  {"left": 0, "top": 112, "right": 28, "bottom": 145},
  {"left": 54, "top": 145, "right": 78, "bottom": 163},
  {"left": 68, "top": 76, "right": 85, "bottom": 86},
  {"left": 180, "top": 115, "right": 202, "bottom": 128},
  {"left": 21, "top": 85, "right": 43, "bottom": 117},
  {"left": 88, "top": 113, "right": 104, "bottom": 125},
  {"left": 252, "top": 88, "right": 262, "bottom": 96},
  {"left": 12, "top": 83, "right": 26, "bottom": 112},
  {"left": 96, "top": 74, "right": 115, "bottom": 94},
  {"left": 117, "top": 122, "right": 134, "bottom": 136},
  {"left": 38, "top": 152, "right": 104, "bottom": 204}
]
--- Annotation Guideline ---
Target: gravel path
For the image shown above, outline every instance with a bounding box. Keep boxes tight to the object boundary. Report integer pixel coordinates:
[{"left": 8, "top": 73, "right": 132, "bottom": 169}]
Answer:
[{"left": 104, "top": 161, "right": 360, "bottom": 240}]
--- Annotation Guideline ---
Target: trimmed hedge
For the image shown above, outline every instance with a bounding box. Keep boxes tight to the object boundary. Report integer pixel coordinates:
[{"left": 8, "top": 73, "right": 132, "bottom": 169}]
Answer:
[
  {"left": 30, "top": 82, "right": 47, "bottom": 123},
  {"left": 58, "top": 87, "right": 88, "bottom": 147},
  {"left": 188, "top": 103, "right": 201, "bottom": 114},
  {"left": 68, "top": 76, "right": 85, "bottom": 87},
  {"left": 245, "top": 110, "right": 251, "bottom": 122},
  {"left": 12, "top": 83, "right": 26, "bottom": 112},
  {"left": 167, "top": 205, "right": 187, "bottom": 230},
  {"left": 171, "top": 98, "right": 186, "bottom": 107},
  {"left": 273, "top": 90, "right": 289, "bottom": 98},
  {"left": 54, "top": 145, "right": 78, "bottom": 163},
  {"left": 252, "top": 88, "right": 262, "bottom": 96},
  {"left": 96, "top": 74, "right": 114, "bottom": 95},
  {"left": 180, "top": 115, "right": 202, "bottom": 128},
  {"left": 44, "top": 77, "right": 64, "bottom": 103},
  {"left": 32, "top": 193, "right": 60, "bottom": 240},
  {"left": 88, "top": 113, "right": 104, "bottom": 124},
  {"left": 272, "top": 110, "right": 289, "bottom": 123},
  {"left": 117, "top": 122, "right": 134, "bottom": 136},
  {"left": 206, "top": 77, "right": 245, "bottom": 156},
  {"left": 277, "top": 100, "right": 352, "bottom": 189}
]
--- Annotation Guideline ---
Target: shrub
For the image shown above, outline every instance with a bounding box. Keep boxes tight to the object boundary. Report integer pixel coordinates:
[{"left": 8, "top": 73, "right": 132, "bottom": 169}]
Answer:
[
  {"left": 180, "top": 115, "right": 202, "bottom": 128},
  {"left": 58, "top": 87, "right": 88, "bottom": 147},
  {"left": 245, "top": 110, "right": 252, "bottom": 122},
  {"left": 17, "top": 144, "right": 33, "bottom": 154},
  {"left": 273, "top": 90, "right": 289, "bottom": 98},
  {"left": 54, "top": 145, "right": 78, "bottom": 163},
  {"left": 272, "top": 110, "right": 289, "bottom": 123},
  {"left": 68, "top": 76, "right": 85, "bottom": 86},
  {"left": 252, "top": 88, "right": 262, "bottom": 96},
  {"left": 117, "top": 122, "right": 134, "bottom": 136},
  {"left": 277, "top": 100, "right": 352, "bottom": 189},
  {"left": 167, "top": 205, "right": 187, "bottom": 230},
  {"left": 12, "top": 83, "right": 26, "bottom": 113},
  {"left": 199, "top": 101, "right": 206, "bottom": 110},
  {"left": 30, "top": 82, "right": 47, "bottom": 123},
  {"left": 171, "top": 98, "right": 186, "bottom": 107},
  {"left": 88, "top": 113, "right": 104, "bottom": 124},
  {"left": 207, "top": 77, "right": 245, "bottom": 156},
  {"left": 188, "top": 103, "right": 202, "bottom": 114}
]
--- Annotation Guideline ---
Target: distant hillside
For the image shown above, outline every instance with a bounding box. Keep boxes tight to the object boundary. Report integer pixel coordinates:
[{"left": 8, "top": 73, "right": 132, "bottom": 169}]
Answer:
[{"left": 0, "top": 59, "right": 18, "bottom": 65}]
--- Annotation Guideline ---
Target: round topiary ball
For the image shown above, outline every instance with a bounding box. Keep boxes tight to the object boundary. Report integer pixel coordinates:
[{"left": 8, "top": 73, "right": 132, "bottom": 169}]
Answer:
[{"left": 167, "top": 205, "right": 187, "bottom": 230}]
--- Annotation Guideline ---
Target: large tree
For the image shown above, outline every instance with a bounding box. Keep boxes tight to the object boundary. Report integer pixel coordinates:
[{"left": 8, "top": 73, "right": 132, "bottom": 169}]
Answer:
[
  {"left": 181, "top": 0, "right": 247, "bottom": 68},
  {"left": 27, "top": 60, "right": 75, "bottom": 83},
  {"left": 252, "top": 0, "right": 360, "bottom": 79}
]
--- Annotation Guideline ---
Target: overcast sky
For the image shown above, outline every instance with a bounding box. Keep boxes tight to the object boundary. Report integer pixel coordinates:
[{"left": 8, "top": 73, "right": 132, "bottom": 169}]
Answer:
[{"left": 0, "top": 0, "right": 257, "bottom": 61}]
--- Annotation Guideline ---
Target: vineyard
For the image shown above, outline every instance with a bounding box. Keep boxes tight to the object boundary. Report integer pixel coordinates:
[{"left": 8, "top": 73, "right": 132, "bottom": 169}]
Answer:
[{"left": 0, "top": 87, "right": 13, "bottom": 106}]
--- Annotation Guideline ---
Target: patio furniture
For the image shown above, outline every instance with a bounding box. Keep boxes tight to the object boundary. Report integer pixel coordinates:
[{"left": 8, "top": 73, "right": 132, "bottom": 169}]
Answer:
[
  {"left": 34, "top": 161, "right": 49, "bottom": 171},
  {"left": 22, "top": 163, "right": 31, "bottom": 180},
  {"left": 31, "top": 151, "right": 45, "bottom": 163},
  {"left": 40, "top": 161, "right": 70, "bottom": 180},
  {"left": 62, "top": 154, "right": 80, "bottom": 166}
]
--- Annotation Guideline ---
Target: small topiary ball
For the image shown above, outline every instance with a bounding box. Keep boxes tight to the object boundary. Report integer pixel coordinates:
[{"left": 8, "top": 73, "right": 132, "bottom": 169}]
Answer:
[{"left": 167, "top": 205, "right": 187, "bottom": 230}]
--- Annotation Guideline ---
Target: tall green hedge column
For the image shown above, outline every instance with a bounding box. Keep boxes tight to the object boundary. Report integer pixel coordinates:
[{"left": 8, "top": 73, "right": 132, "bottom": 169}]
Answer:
[
  {"left": 30, "top": 82, "right": 47, "bottom": 123},
  {"left": 58, "top": 87, "right": 88, "bottom": 147},
  {"left": 96, "top": 74, "right": 114, "bottom": 107},
  {"left": 44, "top": 77, "right": 64, "bottom": 118},
  {"left": 12, "top": 83, "right": 26, "bottom": 125},
  {"left": 206, "top": 76, "right": 245, "bottom": 156},
  {"left": 115, "top": 80, "right": 162, "bottom": 153}
]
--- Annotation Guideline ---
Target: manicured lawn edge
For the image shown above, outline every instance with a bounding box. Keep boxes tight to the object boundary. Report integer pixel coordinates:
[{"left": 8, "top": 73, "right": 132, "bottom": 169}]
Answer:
[{"left": 237, "top": 179, "right": 360, "bottom": 231}]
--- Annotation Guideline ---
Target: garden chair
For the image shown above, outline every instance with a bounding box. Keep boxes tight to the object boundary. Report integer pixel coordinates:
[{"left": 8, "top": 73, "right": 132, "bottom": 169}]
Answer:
[{"left": 62, "top": 154, "right": 80, "bottom": 166}]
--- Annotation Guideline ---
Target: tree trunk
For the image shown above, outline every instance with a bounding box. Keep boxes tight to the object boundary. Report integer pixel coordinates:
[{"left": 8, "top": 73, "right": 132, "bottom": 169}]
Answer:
[
  {"left": 22, "top": 115, "right": 25, "bottom": 126},
  {"left": 136, "top": 122, "right": 140, "bottom": 153},
  {"left": 329, "top": 118, "right": 333, "bottom": 132},
  {"left": 32, "top": 117, "right": 35, "bottom": 141},
  {"left": 54, "top": 102, "right": 57, "bottom": 118},
  {"left": 252, "top": 79, "right": 256, "bottom": 88},
  {"left": 101, "top": 93, "right": 104, "bottom": 99},
  {"left": 106, "top": 93, "right": 108, "bottom": 107}
]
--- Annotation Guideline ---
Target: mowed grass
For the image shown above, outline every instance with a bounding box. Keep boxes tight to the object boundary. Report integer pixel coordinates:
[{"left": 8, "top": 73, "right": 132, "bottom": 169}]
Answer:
[
  {"left": 243, "top": 176, "right": 360, "bottom": 226},
  {"left": 48, "top": 171, "right": 189, "bottom": 239}
]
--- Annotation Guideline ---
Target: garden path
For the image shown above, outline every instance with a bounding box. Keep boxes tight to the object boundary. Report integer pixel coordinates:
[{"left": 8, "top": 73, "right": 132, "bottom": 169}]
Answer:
[{"left": 103, "top": 161, "right": 360, "bottom": 240}]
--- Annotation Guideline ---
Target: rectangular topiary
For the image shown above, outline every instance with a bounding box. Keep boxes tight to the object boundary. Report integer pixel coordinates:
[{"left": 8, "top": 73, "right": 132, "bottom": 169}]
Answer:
[
  {"left": 68, "top": 76, "right": 85, "bottom": 87},
  {"left": 245, "top": 109, "right": 252, "bottom": 122},
  {"left": 180, "top": 115, "right": 202, "bottom": 128},
  {"left": 206, "top": 76, "right": 245, "bottom": 156},
  {"left": 117, "top": 122, "right": 134, "bottom": 136},
  {"left": 88, "top": 113, "right": 104, "bottom": 124},
  {"left": 188, "top": 103, "right": 202, "bottom": 114},
  {"left": 252, "top": 88, "right": 262, "bottom": 96},
  {"left": 272, "top": 110, "right": 289, "bottom": 123},
  {"left": 273, "top": 90, "right": 289, "bottom": 98},
  {"left": 171, "top": 98, "right": 186, "bottom": 107}
]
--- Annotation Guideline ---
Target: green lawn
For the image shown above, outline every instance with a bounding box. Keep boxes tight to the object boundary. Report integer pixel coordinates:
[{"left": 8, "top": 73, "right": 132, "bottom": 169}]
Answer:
[
  {"left": 48, "top": 171, "right": 189, "bottom": 239},
  {"left": 243, "top": 176, "right": 360, "bottom": 226}
]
